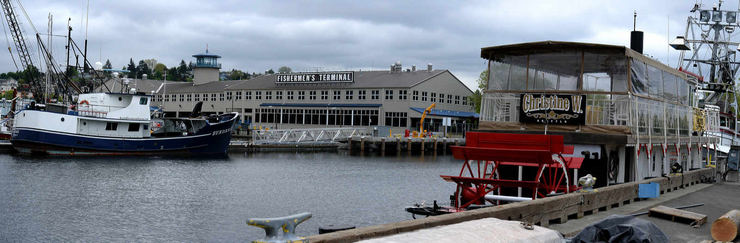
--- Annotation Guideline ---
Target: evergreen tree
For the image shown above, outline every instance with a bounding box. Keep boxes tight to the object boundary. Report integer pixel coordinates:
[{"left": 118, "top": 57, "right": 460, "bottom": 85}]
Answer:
[
  {"left": 126, "top": 58, "right": 137, "bottom": 78},
  {"left": 136, "top": 60, "right": 151, "bottom": 79},
  {"left": 177, "top": 60, "right": 188, "bottom": 81},
  {"left": 103, "top": 59, "right": 112, "bottom": 69},
  {"left": 265, "top": 69, "right": 275, "bottom": 74}
]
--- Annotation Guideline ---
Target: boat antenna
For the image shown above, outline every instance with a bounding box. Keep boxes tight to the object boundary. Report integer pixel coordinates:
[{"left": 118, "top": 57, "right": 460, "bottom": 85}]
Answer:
[{"left": 633, "top": 10, "right": 637, "bottom": 31}]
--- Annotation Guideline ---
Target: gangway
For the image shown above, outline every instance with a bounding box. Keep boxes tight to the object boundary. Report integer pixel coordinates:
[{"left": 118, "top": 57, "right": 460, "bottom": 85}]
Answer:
[{"left": 252, "top": 127, "right": 370, "bottom": 145}]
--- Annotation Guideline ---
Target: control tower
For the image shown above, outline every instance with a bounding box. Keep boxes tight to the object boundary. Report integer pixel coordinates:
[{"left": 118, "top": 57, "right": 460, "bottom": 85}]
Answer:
[{"left": 192, "top": 49, "right": 221, "bottom": 85}]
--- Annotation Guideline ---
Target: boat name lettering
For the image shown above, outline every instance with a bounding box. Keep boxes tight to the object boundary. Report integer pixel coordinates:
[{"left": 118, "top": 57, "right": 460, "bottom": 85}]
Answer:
[
  {"left": 212, "top": 128, "right": 231, "bottom": 136},
  {"left": 276, "top": 72, "right": 354, "bottom": 83},
  {"left": 519, "top": 94, "right": 586, "bottom": 125}
]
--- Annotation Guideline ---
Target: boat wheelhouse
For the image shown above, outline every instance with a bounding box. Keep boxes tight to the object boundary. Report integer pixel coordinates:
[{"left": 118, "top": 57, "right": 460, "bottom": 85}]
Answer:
[{"left": 478, "top": 41, "right": 719, "bottom": 185}]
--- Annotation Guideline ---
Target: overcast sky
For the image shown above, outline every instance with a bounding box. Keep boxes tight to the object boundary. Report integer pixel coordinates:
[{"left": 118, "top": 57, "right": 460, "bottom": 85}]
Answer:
[{"left": 1, "top": 0, "right": 736, "bottom": 89}]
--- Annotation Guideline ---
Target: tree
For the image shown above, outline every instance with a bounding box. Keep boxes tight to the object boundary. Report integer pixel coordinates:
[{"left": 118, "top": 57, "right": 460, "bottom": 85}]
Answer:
[
  {"left": 136, "top": 60, "right": 151, "bottom": 79},
  {"left": 167, "top": 67, "right": 178, "bottom": 81},
  {"left": 103, "top": 59, "right": 112, "bottom": 69},
  {"left": 265, "top": 69, "right": 275, "bottom": 74},
  {"left": 278, "top": 66, "right": 292, "bottom": 74},
  {"left": 151, "top": 63, "right": 167, "bottom": 80},
  {"left": 469, "top": 69, "right": 488, "bottom": 113},
  {"left": 126, "top": 58, "right": 137, "bottom": 78}
]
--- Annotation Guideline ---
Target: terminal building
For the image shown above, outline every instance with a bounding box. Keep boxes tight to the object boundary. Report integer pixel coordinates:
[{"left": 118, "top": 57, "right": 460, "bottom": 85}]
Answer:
[{"left": 103, "top": 50, "right": 478, "bottom": 134}]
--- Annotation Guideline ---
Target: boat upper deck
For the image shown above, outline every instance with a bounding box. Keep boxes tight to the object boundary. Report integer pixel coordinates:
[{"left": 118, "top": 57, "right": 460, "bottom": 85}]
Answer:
[{"left": 478, "top": 41, "right": 718, "bottom": 145}]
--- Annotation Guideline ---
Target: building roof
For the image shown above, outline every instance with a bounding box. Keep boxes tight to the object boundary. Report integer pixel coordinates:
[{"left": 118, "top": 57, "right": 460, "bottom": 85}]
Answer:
[
  {"left": 95, "top": 69, "right": 455, "bottom": 94},
  {"left": 226, "top": 70, "right": 447, "bottom": 91}
]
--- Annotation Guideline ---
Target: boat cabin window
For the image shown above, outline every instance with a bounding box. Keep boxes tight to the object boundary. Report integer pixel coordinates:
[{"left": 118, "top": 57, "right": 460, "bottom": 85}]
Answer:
[
  {"left": 488, "top": 50, "right": 627, "bottom": 92},
  {"left": 630, "top": 57, "right": 691, "bottom": 103},
  {"left": 105, "top": 122, "right": 118, "bottom": 131},
  {"left": 128, "top": 123, "right": 140, "bottom": 132},
  {"left": 139, "top": 97, "right": 148, "bottom": 105}
]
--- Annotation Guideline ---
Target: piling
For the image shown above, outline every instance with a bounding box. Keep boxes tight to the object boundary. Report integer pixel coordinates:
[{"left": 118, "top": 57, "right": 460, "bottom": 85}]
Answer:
[
  {"left": 421, "top": 139, "right": 425, "bottom": 152},
  {"left": 433, "top": 138, "right": 438, "bottom": 152},
  {"left": 360, "top": 137, "right": 365, "bottom": 153},
  {"left": 407, "top": 138, "right": 412, "bottom": 155},
  {"left": 396, "top": 137, "right": 401, "bottom": 152},
  {"left": 381, "top": 138, "right": 386, "bottom": 155}
]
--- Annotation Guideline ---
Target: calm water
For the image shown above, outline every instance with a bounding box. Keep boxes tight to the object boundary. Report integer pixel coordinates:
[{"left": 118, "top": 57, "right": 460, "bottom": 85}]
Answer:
[{"left": 0, "top": 151, "right": 462, "bottom": 242}]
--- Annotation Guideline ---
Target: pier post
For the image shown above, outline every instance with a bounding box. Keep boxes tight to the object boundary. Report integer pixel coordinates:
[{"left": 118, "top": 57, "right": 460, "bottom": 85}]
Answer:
[
  {"left": 443, "top": 138, "right": 447, "bottom": 155},
  {"left": 381, "top": 138, "right": 386, "bottom": 155},
  {"left": 407, "top": 138, "right": 412, "bottom": 155},
  {"left": 348, "top": 136, "right": 352, "bottom": 151},
  {"left": 360, "top": 137, "right": 365, "bottom": 153},
  {"left": 433, "top": 138, "right": 438, "bottom": 153},
  {"left": 396, "top": 137, "right": 401, "bottom": 153},
  {"left": 421, "top": 138, "right": 425, "bottom": 152}
]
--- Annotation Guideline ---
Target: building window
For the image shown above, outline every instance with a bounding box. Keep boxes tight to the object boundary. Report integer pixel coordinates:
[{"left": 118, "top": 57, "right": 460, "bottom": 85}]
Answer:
[
  {"left": 421, "top": 91, "right": 428, "bottom": 102},
  {"left": 447, "top": 94, "right": 452, "bottom": 104},
  {"left": 298, "top": 91, "right": 305, "bottom": 100},
  {"left": 333, "top": 90, "right": 341, "bottom": 100},
  {"left": 287, "top": 91, "right": 294, "bottom": 100},
  {"left": 439, "top": 93, "right": 445, "bottom": 103},
  {"left": 194, "top": 94, "right": 200, "bottom": 101},
  {"left": 255, "top": 91, "right": 262, "bottom": 100},
  {"left": 371, "top": 90, "right": 379, "bottom": 100},
  {"left": 462, "top": 96, "right": 468, "bottom": 105},
  {"left": 276, "top": 91, "right": 283, "bottom": 100},
  {"left": 321, "top": 90, "right": 328, "bottom": 100},
  {"left": 358, "top": 90, "right": 366, "bottom": 100},
  {"left": 399, "top": 90, "right": 407, "bottom": 100},
  {"left": 235, "top": 91, "right": 242, "bottom": 100},
  {"left": 309, "top": 91, "right": 317, "bottom": 100},
  {"left": 455, "top": 95, "right": 460, "bottom": 104},
  {"left": 384, "top": 112, "right": 408, "bottom": 127},
  {"left": 345, "top": 90, "right": 353, "bottom": 100},
  {"left": 179, "top": 94, "right": 185, "bottom": 102},
  {"left": 219, "top": 93, "right": 225, "bottom": 101},
  {"left": 385, "top": 90, "right": 393, "bottom": 100},
  {"left": 266, "top": 91, "right": 272, "bottom": 100},
  {"left": 186, "top": 94, "right": 192, "bottom": 102},
  {"left": 164, "top": 95, "right": 170, "bottom": 102},
  {"left": 226, "top": 92, "right": 232, "bottom": 100},
  {"left": 430, "top": 92, "right": 436, "bottom": 102},
  {"left": 211, "top": 93, "right": 216, "bottom": 101},
  {"left": 245, "top": 91, "right": 252, "bottom": 100},
  {"left": 412, "top": 90, "right": 419, "bottom": 101}
]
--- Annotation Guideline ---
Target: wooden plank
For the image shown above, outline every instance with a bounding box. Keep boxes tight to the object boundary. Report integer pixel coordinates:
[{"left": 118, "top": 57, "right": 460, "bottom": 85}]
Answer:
[{"left": 648, "top": 205, "right": 707, "bottom": 226}]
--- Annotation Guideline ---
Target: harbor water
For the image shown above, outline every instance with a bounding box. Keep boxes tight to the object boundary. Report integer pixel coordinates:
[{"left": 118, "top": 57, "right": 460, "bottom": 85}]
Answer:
[{"left": 0, "top": 151, "right": 461, "bottom": 241}]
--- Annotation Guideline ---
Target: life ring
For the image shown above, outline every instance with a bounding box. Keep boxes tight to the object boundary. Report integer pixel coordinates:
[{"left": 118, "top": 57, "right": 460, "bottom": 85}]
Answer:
[{"left": 79, "top": 100, "right": 90, "bottom": 105}]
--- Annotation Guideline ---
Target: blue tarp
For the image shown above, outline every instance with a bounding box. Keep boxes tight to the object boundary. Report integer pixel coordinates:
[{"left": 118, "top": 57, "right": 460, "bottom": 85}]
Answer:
[{"left": 410, "top": 107, "right": 479, "bottom": 118}]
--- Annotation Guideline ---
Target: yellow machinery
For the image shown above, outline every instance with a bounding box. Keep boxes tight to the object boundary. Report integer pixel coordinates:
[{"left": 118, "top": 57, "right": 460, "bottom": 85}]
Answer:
[{"left": 416, "top": 103, "right": 436, "bottom": 138}]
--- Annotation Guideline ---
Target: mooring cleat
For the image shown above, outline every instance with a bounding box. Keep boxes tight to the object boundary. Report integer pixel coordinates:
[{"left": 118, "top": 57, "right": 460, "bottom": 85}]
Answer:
[{"left": 247, "top": 212, "right": 312, "bottom": 243}]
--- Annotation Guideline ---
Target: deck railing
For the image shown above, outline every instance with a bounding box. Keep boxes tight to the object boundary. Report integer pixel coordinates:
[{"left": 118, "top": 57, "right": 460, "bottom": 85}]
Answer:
[{"left": 480, "top": 92, "right": 720, "bottom": 140}]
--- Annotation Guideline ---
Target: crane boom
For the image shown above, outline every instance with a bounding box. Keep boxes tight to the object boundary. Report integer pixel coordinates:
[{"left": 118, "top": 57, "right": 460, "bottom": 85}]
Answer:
[{"left": 0, "top": 0, "right": 32, "bottom": 70}]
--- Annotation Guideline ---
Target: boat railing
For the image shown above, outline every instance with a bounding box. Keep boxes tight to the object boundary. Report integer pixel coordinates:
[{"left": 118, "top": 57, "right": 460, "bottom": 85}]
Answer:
[
  {"left": 480, "top": 92, "right": 719, "bottom": 142},
  {"left": 76, "top": 104, "right": 112, "bottom": 118},
  {"left": 480, "top": 93, "right": 631, "bottom": 127}
]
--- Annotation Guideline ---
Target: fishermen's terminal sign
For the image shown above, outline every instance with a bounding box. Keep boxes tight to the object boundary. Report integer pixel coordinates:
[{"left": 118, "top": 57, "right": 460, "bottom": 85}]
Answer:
[
  {"left": 519, "top": 94, "right": 586, "bottom": 125},
  {"left": 276, "top": 72, "right": 354, "bottom": 83}
]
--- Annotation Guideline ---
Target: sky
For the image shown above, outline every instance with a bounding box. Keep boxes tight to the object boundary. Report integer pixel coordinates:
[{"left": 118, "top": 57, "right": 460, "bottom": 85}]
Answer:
[{"left": 0, "top": 0, "right": 736, "bottom": 89}]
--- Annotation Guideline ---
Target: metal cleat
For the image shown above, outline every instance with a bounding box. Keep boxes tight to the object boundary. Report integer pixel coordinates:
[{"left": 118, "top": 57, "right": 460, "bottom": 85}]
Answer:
[{"left": 247, "top": 212, "right": 312, "bottom": 243}]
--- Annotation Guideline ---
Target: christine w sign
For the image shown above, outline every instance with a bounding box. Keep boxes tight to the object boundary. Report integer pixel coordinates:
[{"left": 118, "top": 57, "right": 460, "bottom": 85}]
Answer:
[
  {"left": 519, "top": 94, "right": 586, "bottom": 125},
  {"left": 276, "top": 72, "right": 354, "bottom": 83}
]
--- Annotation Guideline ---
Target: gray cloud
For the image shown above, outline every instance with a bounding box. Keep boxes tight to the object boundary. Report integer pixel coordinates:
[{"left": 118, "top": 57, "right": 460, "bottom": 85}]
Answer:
[{"left": 0, "top": 0, "right": 734, "bottom": 89}]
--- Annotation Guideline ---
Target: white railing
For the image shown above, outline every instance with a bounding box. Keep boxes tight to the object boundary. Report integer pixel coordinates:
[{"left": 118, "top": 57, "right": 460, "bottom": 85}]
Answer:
[
  {"left": 480, "top": 93, "right": 631, "bottom": 126},
  {"left": 252, "top": 127, "right": 371, "bottom": 145}
]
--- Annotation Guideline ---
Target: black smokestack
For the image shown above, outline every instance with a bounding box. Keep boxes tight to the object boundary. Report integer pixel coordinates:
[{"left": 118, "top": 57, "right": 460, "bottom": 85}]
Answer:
[
  {"left": 631, "top": 31, "right": 644, "bottom": 54},
  {"left": 630, "top": 11, "right": 644, "bottom": 54}
]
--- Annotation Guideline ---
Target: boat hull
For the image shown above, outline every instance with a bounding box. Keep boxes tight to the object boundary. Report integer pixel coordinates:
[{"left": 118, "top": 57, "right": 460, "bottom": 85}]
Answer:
[{"left": 10, "top": 117, "right": 236, "bottom": 156}]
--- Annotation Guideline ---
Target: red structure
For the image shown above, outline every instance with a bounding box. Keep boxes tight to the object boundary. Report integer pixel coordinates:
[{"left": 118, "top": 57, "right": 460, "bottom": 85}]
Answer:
[{"left": 443, "top": 132, "right": 583, "bottom": 209}]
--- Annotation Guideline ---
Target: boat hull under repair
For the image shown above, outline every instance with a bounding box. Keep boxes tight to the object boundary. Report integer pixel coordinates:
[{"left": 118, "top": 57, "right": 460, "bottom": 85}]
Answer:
[{"left": 10, "top": 112, "right": 237, "bottom": 156}]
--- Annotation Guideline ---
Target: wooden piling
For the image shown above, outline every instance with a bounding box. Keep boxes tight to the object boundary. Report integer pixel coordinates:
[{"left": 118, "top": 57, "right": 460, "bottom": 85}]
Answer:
[
  {"left": 407, "top": 138, "right": 412, "bottom": 155},
  {"left": 360, "top": 137, "right": 365, "bottom": 153},
  {"left": 381, "top": 138, "right": 386, "bottom": 155},
  {"left": 433, "top": 138, "right": 438, "bottom": 152},
  {"left": 421, "top": 138, "right": 425, "bottom": 152},
  {"left": 396, "top": 137, "right": 401, "bottom": 152}
]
